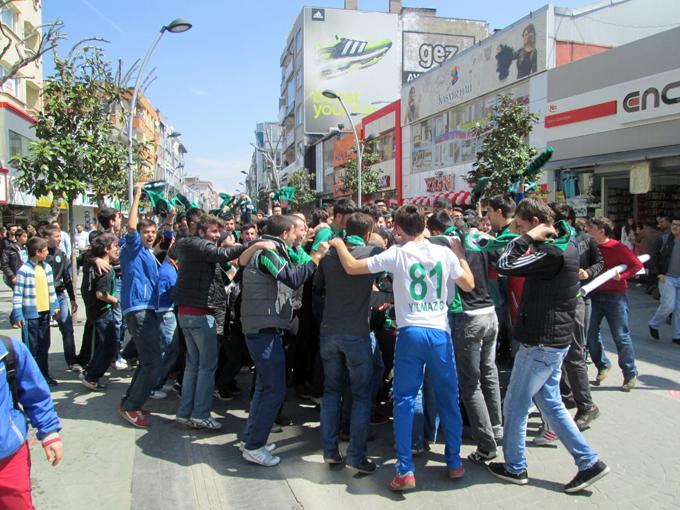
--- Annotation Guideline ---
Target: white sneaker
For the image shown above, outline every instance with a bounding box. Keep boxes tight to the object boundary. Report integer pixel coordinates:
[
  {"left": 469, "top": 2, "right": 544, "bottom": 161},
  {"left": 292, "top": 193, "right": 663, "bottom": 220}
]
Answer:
[
  {"left": 239, "top": 441, "right": 276, "bottom": 453},
  {"left": 190, "top": 416, "right": 222, "bottom": 430},
  {"left": 114, "top": 359, "right": 128, "bottom": 370},
  {"left": 243, "top": 446, "right": 281, "bottom": 467},
  {"left": 149, "top": 390, "right": 167, "bottom": 400},
  {"left": 176, "top": 416, "right": 192, "bottom": 426},
  {"left": 532, "top": 428, "right": 558, "bottom": 446}
]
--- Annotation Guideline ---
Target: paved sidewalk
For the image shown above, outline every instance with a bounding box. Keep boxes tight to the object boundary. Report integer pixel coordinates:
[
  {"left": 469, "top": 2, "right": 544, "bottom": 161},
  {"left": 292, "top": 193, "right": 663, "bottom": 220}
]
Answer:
[{"left": 1, "top": 286, "right": 679, "bottom": 510}]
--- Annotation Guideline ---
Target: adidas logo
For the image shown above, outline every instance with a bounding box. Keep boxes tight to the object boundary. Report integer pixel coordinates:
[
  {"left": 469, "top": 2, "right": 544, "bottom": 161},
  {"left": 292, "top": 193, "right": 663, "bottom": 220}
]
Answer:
[
  {"left": 339, "top": 39, "right": 368, "bottom": 56},
  {"left": 312, "top": 9, "right": 325, "bottom": 21}
]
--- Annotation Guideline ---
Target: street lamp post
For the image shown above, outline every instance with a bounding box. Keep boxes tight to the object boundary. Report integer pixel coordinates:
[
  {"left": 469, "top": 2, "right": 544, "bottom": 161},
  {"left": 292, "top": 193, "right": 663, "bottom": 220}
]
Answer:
[
  {"left": 127, "top": 19, "right": 192, "bottom": 206},
  {"left": 322, "top": 89, "right": 364, "bottom": 207}
]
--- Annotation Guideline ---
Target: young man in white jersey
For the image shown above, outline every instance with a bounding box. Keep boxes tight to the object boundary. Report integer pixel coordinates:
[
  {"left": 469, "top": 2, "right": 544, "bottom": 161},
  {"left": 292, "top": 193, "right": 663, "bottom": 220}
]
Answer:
[{"left": 330, "top": 205, "right": 474, "bottom": 491}]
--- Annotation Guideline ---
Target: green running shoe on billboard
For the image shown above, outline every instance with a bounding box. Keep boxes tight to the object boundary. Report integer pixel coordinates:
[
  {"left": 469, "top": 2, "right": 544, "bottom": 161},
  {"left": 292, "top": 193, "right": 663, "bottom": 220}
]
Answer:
[{"left": 317, "top": 35, "right": 392, "bottom": 78}]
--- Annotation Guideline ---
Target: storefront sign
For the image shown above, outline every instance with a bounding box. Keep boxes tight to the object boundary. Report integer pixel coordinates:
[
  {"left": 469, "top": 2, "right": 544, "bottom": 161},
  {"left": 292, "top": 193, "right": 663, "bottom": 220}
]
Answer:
[
  {"left": 402, "top": 32, "right": 475, "bottom": 84},
  {"left": 545, "top": 68, "right": 680, "bottom": 140},
  {"left": 401, "top": 8, "right": 547, "bottom": 125}
]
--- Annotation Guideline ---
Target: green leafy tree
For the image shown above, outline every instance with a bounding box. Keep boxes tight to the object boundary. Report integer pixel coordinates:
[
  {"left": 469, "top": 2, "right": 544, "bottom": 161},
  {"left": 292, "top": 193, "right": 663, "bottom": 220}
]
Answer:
[
  {"left": 287, "top": 168, "right": 317, "bottom": 210},
  {"left": 467, "top": 94, "right": 539, "bottom": 198},
  {"left": 341, "top": 141, "right": 381, "bottom": 198},
  {"left": 11, "top": 44, "right": 145, "bottom": 282}
]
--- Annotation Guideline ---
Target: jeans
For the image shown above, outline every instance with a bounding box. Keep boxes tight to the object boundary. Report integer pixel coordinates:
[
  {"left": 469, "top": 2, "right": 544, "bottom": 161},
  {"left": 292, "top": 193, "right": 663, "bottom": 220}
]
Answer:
[
  {"left": 452, "top": 310, "right": 502, "bottom": 454},
  {"left": 177, "top": 314, "right": 218, "bottom": 420},
  {"left": 503, "top": 344, "right": 599, "bottom": 474},
  {"left": 84, "top": 310, "right": 118, "bottom": 380},
  {"left": 56, "top": 292, "right": 77, "bottom": 365},
  {"left": 393, "top": 326, "right": 463, "bottom": 476},
  {"left": 243, "top": 329, "right": 287, "bottom": 450},
  {"left": 121, "top": 310, "right": 161, "bottom": 412},
  {"left": 155, "top": 311, "right": 179, "bottom": 390},
  {"left": 25, "top": 312, "right": 51, "bottom": 378},
  {"left": 587, "top": 293, "right": 638, "bottom": 379},
  {"left": 112, "top": 278, "right": 125, "bottom": 358},
  {"left": 561, "top": 298, "right": 594, "bottom": 411},
  {"left": 412, "top": 368, "right": 439, "bottom": 449},
  {"left": 649, "top": 275, "right": 680, "bottom": 339},
  {"left": 320, "top": 334, "right": 373, "bottom": 464}
]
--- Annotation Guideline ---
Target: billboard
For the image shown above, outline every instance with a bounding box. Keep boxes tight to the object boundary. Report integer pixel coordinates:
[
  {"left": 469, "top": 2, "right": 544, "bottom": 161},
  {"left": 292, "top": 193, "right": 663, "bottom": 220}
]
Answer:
[
  {"left": 402, "top": 9, "right": 548, "bottom": 125},
  {"left": 304, "top": 7, "right": 400, "bottom": 134},
  {"left": 402, "top": 32, "right": 476, "bottom": 85}
]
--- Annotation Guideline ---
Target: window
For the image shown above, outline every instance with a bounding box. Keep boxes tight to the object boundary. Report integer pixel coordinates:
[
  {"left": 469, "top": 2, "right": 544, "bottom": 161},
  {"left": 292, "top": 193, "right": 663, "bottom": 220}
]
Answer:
[
  {"left": 8, "top": 130, "right": 30, "bottom": 159},
  {"left": 295, "top": 69, "right": 302, "bottom": 90},
  {"left": 295, "top": 30, "right": 303, "bottom": 53},
  {"left": 296, "top": 104, "right": 303, "bottom": 126},
  {"left": 0, "top": 7, "right": 17, "bottom": 33},
  {"left": 0, "top": 65, "right": 19, "bottom": 98},
  {"left": 287, "top": 80, "right": 295, "bottom": 110}
]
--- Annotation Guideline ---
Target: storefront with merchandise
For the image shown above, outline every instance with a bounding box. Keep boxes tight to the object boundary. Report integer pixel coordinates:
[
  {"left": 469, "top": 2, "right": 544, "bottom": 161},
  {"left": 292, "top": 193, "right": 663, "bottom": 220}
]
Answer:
[{"left": 544, "top": 27, "right": 680, "bottom": 226}]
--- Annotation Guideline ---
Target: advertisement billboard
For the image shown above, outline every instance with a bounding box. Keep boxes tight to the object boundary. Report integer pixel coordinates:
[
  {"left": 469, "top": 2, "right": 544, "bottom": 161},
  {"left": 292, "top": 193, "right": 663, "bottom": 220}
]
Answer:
[
  {"left": 304, "top": 7, "right": 400, "bottom": 134},
  {"left": 402, "top": 9, "right": 547, "bottom": 125},
  {"left": 402, "top": 32, "right": 476, "bottom": 85}
]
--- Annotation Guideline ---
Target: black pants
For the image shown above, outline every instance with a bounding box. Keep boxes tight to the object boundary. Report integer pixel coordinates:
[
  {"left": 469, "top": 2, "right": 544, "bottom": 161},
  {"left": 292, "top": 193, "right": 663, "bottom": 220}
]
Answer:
[
  {"left": 25, "top": 312, "right": 51, "bottom": 378},
  {"left": 85, "top": 310, "right": 118, "bottom": 380},
  {"left": 560, "top": 298, "right": 595, "bottom": 411}
]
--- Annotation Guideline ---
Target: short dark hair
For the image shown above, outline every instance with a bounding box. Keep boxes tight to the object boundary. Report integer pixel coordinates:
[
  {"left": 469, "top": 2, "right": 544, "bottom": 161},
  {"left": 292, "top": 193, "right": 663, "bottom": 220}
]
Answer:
[
  {"left": 311, "top": 208, "right": 330, "bottom": 227},
  {"left": 27, "top": 236, "right": 47, "bottom": 257},
  {"left": 394, "top": 205, "right": 425, "bottom": 236},
  {"left": 90, "top": 233, "right": 117, "bottom": 257},
  {"left": 588, "top": 216, "right": 614, "bottom": 236},
  {"left": 240, "top": 223, "right": 256, "bottom": 232},
  {"left": 88, "top": 230, "right": 102, "bottom": 244},
  {"left": 98, "top": 207, "right": 119, "bottom": 230},
  {"left": 547, "top": 202, "right": 574, "bottom": 223},
  {"left": 137, "top": 219, "right": 156, "bottom": 233},
  {"left": 426, "top": 210, "right": 453, "bottom": 233},
  {"left": 345, "top": 212, "right": 374, "bottom": 239},
  {"left": 361, "top": 205, "right": 381, "bottom": 223},
  {"left": 488, "top": 195, "right": 516, "bottom": 218},
  {"left": 185, "top": 207, "right": 204, "bottom": 227},
  {"left": 333, "top": 198, "right": 356, "bottom": 218},
  {"left": 516, "top": 198, "right": 555, "bottom": 225},
  {"left": 266, "top": 214, "right": 295, "bottom": 237},
  {"left": 14, "top": 228, "right": 26, "bottom": 239},
  {"left": 222, "top": 213, "right": 235, "bottom": 222},
  {"left": 197, "top": 214, "right": 224, "bottom": 233},
  {"left": 42, "top": 225, "right": 60, "bottom": 238}
]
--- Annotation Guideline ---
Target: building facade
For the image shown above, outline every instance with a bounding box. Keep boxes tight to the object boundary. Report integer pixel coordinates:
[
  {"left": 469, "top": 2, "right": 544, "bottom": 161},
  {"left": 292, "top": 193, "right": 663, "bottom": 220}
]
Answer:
[
  {"left": 278, "top": 0, "right": 489, "bottom": 187},
  {"left": 184, "top": 176, "right": 219, "bottom": 212}
]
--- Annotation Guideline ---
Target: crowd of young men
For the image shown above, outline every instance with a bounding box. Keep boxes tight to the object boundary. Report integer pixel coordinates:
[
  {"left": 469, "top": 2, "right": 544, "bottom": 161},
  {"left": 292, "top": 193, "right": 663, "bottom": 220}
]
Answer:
[{"left": 9, "top": 186, "right": 669, "bottom": 503}]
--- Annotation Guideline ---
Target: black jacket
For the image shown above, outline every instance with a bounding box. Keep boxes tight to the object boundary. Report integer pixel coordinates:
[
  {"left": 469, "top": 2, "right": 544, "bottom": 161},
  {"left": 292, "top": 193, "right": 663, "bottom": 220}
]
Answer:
[
  {"left": 174, "top": 235, "right": 246, "bottom": 309},
  {"left": 497, "top": 234, "right": 579, "bottom": 348},
  {"left": 1, "top": 241, "right": 24, "bottom": 288},
  {"left": 650, "top": 233, "right": 678, "bottom": 278},
  {"left": 45, "top": 248, "right": 75, "bottom": 300},
  {"left": 575, "top": 232, "right": 604, "bottom": 283}
]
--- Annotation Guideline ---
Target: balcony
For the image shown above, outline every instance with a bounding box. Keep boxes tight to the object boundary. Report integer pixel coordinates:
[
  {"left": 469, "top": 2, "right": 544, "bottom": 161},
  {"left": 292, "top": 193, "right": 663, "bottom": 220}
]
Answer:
[{"left": 284, "top": 128, "right": 295, "bottom": 149}]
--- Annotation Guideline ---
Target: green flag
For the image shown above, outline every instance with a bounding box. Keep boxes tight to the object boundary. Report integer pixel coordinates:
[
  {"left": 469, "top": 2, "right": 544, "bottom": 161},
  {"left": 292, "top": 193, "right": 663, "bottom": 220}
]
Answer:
[
  {"left": 465, "top": 220, "right": 574, "bottom": 252},
  {"left": 523, "top": 147, "right": 554, "bottom": 180},
  {"left": 143, "top": 189, "right": 172, "bottom": 216}
]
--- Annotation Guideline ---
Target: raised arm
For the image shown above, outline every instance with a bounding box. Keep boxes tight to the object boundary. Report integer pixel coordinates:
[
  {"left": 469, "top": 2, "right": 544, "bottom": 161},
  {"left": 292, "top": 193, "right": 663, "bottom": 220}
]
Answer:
[{"left": 128, "top": 182, "right": 144, "bottom": 233}]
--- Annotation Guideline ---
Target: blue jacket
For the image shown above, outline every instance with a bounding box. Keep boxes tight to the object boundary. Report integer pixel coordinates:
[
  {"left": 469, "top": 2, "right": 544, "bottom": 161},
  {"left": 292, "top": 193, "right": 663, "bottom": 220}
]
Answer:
[
  {"left": 12, "top": 259, "right": 59, "bottom": 321},
  {"left": 157, "top": 258, "right": 178, "bottom": 313},
  {"left": 120, "top": 231, "right": 159, "bottom": 315},
  {"left": 1, "top": 337, "right": 61, "bottom": 460}
]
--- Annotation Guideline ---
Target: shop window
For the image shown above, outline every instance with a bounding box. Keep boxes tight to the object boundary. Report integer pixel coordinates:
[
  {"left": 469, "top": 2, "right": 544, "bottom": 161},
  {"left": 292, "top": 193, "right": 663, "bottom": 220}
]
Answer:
[{"left": 8, "top": 130, "right": 30, "bottom": 159}]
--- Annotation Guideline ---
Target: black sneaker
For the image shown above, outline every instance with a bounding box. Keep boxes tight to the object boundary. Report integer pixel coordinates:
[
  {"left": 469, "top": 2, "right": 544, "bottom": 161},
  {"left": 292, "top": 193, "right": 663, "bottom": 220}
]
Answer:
[
  {"left": 564, "top": 460, "right": 610, "bottom": 493},
  {"left": 213, "top": 389, "right": 234, "bottom": 401},
  {"left": 275, "top": 414, "right": 293, "bottom": 426},
  {"left": 347, "top": 458, "right": 377, "bottom": 474},
  {"left": 487, "top": 462, "right": 528, "bottom": 485},
  {"left": 649, "top": 326, "right": 660, "bottom": 340},
  {"left": 324, "top": 451, "right": 344, "bottom": 465},
  {"left": 46, "top": 376, "right": 59, "bottom": 387},
  {"left": 574, "top": 405, "right": 600, "bottom": 431}
]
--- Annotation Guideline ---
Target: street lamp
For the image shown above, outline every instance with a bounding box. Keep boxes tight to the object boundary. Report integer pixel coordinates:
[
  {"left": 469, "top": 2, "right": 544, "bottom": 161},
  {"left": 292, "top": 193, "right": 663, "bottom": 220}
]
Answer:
[
  {"left": 322, "top": 89, "right": 366, "bottom": 207},
  {"left": 127, "top": 19, "right": 192, "bottom": 206}
]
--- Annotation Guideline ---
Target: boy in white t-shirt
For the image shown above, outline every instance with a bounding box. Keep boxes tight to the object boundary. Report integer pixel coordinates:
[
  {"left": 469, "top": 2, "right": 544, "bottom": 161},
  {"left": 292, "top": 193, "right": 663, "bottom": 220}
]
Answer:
[{"left": 330, "top": 205, "right": 474, "bottom": 492}]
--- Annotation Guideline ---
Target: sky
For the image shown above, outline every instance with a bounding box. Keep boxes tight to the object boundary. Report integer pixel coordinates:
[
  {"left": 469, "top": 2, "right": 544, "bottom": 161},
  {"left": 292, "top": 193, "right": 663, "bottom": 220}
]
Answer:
[{"left": 43, "top": 0, "right": 588, "bottom": 194}]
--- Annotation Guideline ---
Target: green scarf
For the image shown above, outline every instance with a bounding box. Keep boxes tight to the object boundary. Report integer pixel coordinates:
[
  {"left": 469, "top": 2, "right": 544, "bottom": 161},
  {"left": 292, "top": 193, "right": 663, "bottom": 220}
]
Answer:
[
  {"left": 466, "top": 220, "right": 574, "bottom": 252},
  {"left": 273, "top": 186, "right": 296, "bottom": 202},
  {"left": 287, "top": 246, "right": 312, "bottom": 265},
  {"left": 345, "top": 235, "right": 366, "bottom": 247}
]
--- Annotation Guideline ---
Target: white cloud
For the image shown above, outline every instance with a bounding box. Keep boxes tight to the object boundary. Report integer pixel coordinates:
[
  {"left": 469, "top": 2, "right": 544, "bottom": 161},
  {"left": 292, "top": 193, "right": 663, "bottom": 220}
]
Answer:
[{"left": 185, "top": 155, "right": 252, "bottom": 194}]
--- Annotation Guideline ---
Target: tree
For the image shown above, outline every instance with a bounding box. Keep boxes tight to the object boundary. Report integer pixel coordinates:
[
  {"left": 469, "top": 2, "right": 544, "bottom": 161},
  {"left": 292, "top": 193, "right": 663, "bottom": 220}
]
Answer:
[
  {"left": 467, "top": 94, "right": 539, "bottom": 199},
  {"left": 340, "top": 140, "right": 381, "bottom": 198},
  {"left": 0, "top": 1, "right": 63, "bottom": 89},
  {"left": 11, "top": 44, "right": 146, "bottom": 283},
  {"left": 287, "top": 168, "right": 317, "bottom": 210}
]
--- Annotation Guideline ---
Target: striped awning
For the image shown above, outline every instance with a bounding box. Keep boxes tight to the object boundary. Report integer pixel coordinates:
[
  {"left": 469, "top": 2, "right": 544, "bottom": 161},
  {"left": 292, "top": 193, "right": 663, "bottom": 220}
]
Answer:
[{"left": 406, "top": 190, "right": 472, "bottom": 207}]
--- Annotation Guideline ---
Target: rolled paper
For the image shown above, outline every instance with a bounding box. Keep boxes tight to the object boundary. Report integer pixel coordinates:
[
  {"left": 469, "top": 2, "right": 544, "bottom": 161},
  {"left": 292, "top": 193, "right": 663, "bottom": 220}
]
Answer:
[{"left": 579, "top": 254, "right": 650, "bottom": 298}]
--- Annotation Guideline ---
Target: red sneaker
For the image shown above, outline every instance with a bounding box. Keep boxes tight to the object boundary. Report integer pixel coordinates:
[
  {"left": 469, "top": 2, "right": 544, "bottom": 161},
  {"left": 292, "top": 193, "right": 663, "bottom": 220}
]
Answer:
[
  {"left": 119, "top": 408, "right": 151, "bottom": 428},
  {"left": 448, "top": 466, "right": 465, "bottom": 479},
  {"left": 390, "top": 472, "right": 416, "bottom": 491},
  {"left": 140, "top": 407, "right": 151, "bottom": 417}
]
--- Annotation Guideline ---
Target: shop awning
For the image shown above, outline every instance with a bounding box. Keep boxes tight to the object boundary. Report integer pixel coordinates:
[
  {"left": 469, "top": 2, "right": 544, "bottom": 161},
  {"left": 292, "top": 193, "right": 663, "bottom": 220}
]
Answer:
[
  {"left": 544, "top": 144, "right": 680, "bottom": 171},
  {"left": 406, "top": 191, "right": 473, "bottom": 207}
]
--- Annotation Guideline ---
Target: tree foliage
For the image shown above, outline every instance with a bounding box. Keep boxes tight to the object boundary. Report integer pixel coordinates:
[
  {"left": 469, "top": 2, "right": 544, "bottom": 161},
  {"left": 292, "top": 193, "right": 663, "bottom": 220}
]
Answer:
[
  {"left": 467, "top": 94, "right": 539, "bottom": 198},
  {"left": 340, "top": 141, "right": 381, "bottom": 196},
  {"left": 287, "top": 168, "right": 317, "bottom": 208}
]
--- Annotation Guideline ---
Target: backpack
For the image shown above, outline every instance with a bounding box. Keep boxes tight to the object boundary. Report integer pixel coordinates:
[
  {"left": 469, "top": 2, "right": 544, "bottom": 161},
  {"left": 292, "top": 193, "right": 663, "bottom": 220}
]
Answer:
[{"left": 1, "top": 335, "right": 20, "bottom": 410}]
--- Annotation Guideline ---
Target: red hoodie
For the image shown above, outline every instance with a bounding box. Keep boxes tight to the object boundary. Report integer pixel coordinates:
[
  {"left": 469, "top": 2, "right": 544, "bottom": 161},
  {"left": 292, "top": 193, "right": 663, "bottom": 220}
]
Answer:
[{"left": 595, "top": 238, "right": 642, "bottom": 294}]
